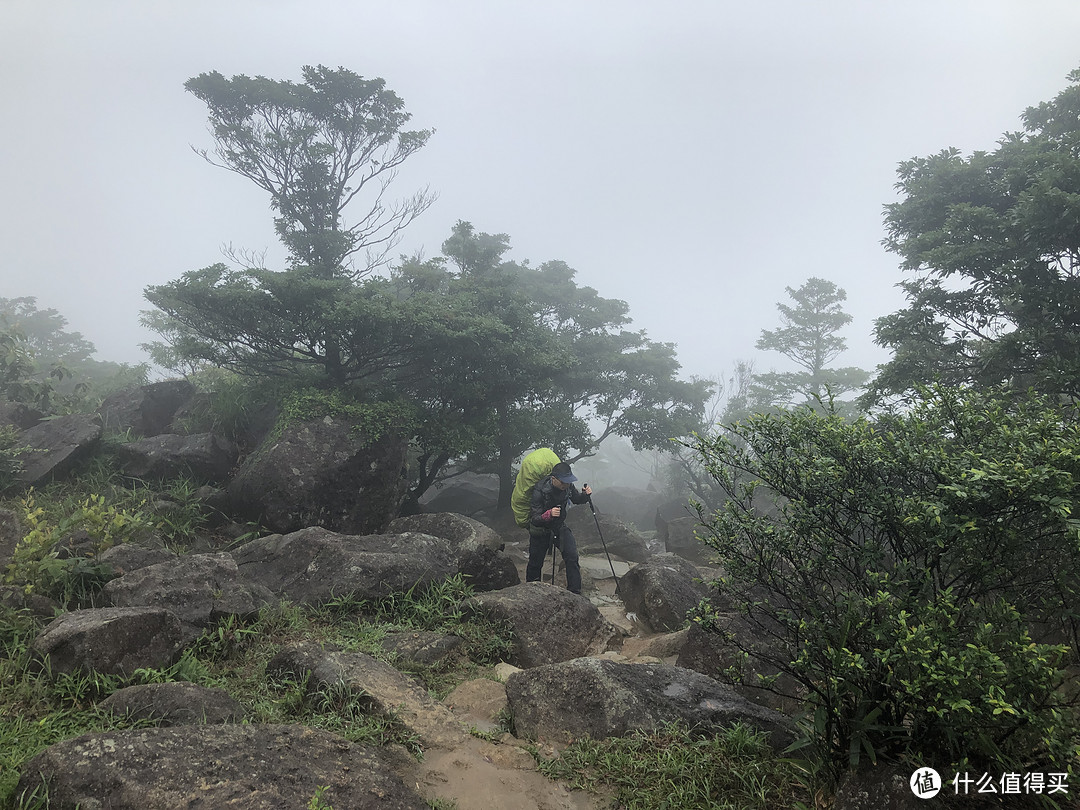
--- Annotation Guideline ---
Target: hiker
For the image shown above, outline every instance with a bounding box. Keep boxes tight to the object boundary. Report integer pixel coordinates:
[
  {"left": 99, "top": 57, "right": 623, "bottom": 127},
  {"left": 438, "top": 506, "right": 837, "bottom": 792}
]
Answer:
[{"left": 526, "top": 461, "right": 592, "bottom": 594}]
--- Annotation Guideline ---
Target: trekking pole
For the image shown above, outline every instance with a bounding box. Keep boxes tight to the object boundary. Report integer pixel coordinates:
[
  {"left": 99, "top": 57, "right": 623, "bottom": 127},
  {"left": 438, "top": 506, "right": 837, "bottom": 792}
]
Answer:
[
  {"left": 550, "top": 529, "right": 558, "bottom": 586},
  {"left": 585, "top": 487, "right": 620, "bottom": 594}
]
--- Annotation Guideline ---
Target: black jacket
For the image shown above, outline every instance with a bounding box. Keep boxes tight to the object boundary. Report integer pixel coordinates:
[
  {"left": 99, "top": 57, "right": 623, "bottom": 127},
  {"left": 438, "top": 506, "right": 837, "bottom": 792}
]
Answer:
[{"left": 529, "top": 476, "right": 589, "bottom": 529}]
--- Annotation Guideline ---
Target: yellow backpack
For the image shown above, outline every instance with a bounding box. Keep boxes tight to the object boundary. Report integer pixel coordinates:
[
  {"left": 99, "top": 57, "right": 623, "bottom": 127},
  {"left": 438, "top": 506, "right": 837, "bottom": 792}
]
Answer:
[{"left": 510, "top": 448, "right": 560, "bottom": 528}]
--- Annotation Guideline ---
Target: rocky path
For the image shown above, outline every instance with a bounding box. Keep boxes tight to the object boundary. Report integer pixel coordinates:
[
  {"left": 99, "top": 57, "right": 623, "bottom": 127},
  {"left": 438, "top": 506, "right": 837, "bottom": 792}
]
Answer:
[{"left": 404, "top": 553, "right": 644, "bottom": 810}]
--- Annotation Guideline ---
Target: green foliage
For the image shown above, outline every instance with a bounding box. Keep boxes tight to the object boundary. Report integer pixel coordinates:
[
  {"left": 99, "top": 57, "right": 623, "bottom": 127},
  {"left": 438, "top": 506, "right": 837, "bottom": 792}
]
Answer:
[
  {"left": 686, "top": 385, "right": 1080, "bottom": 781},
  {"left": 536, "top": 721, "right": 806, "bottom": 810},
  {"left": 398, "top": 222, "right": 711, "bottom": 507},
  {"left": 5, "top": 491, "right": 154, "bottom": 606},
  {"left": 307, "top": 785, "right": 335, "bottom": 810},
  {"left": 752, "top": 277, "right": 869, "bottom": 411},
  {"left": 184, "top": 65, "right": 434, "bottom": 276},
  {"left": 272, "top": 389, "right": 417, "bottom": 447},
  {"left": 317, "top": 575, "right": 514, "bottom": 669},
  {"left": 0, "top": 326, "right": 85, "bottom": 414},
  {"left": 0, "top": 424, "right": 31, "bottom": 493},
  {"left": 0, "top": 298, "right": 148, "bottom": 410},
  {"left": 869, "top": 67, "right": 1080, "bottom": 405}
]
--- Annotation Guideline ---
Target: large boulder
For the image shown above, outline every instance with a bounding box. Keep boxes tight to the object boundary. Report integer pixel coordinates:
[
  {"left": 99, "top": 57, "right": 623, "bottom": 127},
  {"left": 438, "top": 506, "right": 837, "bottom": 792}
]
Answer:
[
  {"left": 676, "top": 617, "right": 804, "bottom": 715},
  {"left": 0, "top": 400, "right": 43, "bottom": 430},
  {"left": 386, "top": 513, "right": 520, "bottom": 591},
  {"left": 224, "top": 415, "right": 408, "bottom": 535},
  {"left": 833, "top": 763, "right": 928, "bottom": 810},
  {"left": 267, "top": 643, "right": 469, "bottom": 748},
  {"left": 97, "top": 543, "right": 178, "bottom": 578},
  {"left": 419, "top": 472, "right": 500, "bottom": 515},
  {"left": 619, "top": 553, "right": 715, "bottom": 633},
  {"left": 98, "top": 380, "right": 196, "bottom": 438},
  {"left": 565, "top": 509, "right": 652, "bottom": 563},
  {"left": 112, "top": 432, "right": 238, "bottom": 483},
  {"left": 231, "top": 527, "right": 457, "bottom": 606},
  {"left": 30, "top": 607, "right": 185, "bottom": 676},
  {"left": 505, "top": 657, "right": 796, "bottom": 752},
  {"left": 379, "top": 630, "right": 465, "bottom": 668},
  {"left": 98, "top": 682, "right": 245, "bottom": 726},
  {"left": 13, "top": 724, "right": 428, "bottom": 809},
  {"left": 15, "top": 412, "right": 102, "bottom": 484},
  {"left": 659, "top": 515, "right": 717, "bottom": 565},
  {"left": 461, "top": 582, "right": 620, "bottom": 668},
  {"left": 103, "top": 553, "right": 273, "bottom": 639},
  {"left": 386, "top": 512, "right": 503, "bottom": 551}
]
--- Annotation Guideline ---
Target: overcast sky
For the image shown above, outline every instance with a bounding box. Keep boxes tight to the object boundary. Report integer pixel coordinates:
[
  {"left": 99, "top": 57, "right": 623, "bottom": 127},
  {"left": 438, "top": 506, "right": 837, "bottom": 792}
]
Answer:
[{"left": 3, "top": 1, "right": 1080, "bottom": 386}]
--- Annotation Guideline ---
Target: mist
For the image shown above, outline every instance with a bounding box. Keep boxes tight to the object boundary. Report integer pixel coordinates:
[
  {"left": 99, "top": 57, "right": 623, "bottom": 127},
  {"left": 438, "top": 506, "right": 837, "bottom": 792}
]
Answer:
[{"left": 3, "top": 1, "right": 1080, "bottom": 386}]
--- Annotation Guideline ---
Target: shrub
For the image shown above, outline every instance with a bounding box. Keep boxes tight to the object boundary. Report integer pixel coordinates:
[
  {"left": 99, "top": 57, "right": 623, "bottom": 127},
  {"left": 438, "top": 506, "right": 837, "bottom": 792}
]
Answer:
[
  {"left": 686, "top": 386, "right": 1080, "bottom": 784},
  {"left": 5, "top": 491, "right": 154, "bottom": 605}
]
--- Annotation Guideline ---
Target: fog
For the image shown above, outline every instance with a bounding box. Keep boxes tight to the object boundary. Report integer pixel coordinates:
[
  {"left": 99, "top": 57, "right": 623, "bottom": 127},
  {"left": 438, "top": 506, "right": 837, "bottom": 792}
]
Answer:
[{"left": 3, "top": 1, "right": 1079, "bottom": 384}]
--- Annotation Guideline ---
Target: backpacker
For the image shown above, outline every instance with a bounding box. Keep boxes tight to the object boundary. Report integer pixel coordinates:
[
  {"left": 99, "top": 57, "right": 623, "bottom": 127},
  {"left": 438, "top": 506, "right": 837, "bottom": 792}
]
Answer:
[{"left": 510, "top": 448, "right": 560, "bottom": 529}]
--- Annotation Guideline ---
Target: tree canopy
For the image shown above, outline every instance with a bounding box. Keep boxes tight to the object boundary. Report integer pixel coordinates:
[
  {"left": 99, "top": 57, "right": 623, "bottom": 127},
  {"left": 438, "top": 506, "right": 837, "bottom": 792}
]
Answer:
[
  {"left": 184, "top": 65, "right": 435, "bottom": 278},
  {"left": 392, "top": 222, "right": 711, "bottom": 508},
  {"left": 686, "top": 385, "right": 1080, "bottom": 778},
  {"left": 750, "top": 277, "right": 868, "bottom": 410},
  {"left": 147, "top": 65, "right": 708, "bottom": 510},
  {"left": 868, "top": 67, "right": 1080, "bottom": 405}
]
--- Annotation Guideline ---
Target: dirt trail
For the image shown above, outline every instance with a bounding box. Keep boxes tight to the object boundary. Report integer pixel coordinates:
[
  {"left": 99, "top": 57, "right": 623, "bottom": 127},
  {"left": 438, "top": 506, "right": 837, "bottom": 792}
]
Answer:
[
  {"left": 414, "top": 735, "right": 604, "bottom": 810},
  {"left": 405, "top": 551, "right": 650, "bottom": 810}
]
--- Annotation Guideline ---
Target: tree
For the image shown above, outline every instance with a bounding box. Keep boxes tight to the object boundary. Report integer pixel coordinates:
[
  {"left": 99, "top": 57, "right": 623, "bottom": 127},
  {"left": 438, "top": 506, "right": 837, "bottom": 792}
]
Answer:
[
  {"left": 751, "top": 277, "right": 869, "bottom": 409},
  {"left": 868, "top": 67, "right": 1080, "bottom": 405},
  {"left": 184, "top": 65, "right": 435, "bottom": 277},
  {"left": 0, "top": 298, "right": 147, "bottom": 406},
  {"left": 686, "top": 386, "right": 1080, "bottom": 780},
  {"left": 397, "top": 222, "right": 711, "bottom": 509},
  {"left": 147, "top": 66, "right": 435, "bottom": 387}
]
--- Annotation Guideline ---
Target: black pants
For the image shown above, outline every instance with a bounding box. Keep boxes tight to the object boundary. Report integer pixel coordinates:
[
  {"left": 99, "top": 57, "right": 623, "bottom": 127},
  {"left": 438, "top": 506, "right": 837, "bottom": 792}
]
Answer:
[{"left": 525, "top": 526, "right": 581, "bottom": 594}]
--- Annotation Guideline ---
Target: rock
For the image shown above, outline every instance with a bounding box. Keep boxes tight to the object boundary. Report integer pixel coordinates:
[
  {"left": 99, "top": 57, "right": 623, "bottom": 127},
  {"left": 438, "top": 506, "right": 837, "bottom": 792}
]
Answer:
[
  {"left": 103, "top": 553, "right": 273, "bottom": 639},
  {"left": 578, "top": 555, "right": 631, "bottom": 583},
  {"left": 834, "top": 762, "right": 928, "bottom": 809},
  {"left": 30, "top": 607, "right": 184, "bottom": 676},
  {"left": 618, "top": 553, "right": 714, "bottom": 633},
  {"left": 0, "top": 400, "right": 42, "bottom": 430},
  {"left": 623, "top": 628, "right": 689, "bottom": 661},
  {"left": 0, "top": 585, "right": 61, "bottom": 619},
  {"left": 112, "top": 432, "right": 238, "bottom": 483},
  {"left": 97, "top": 543, "right": 178, "bottom": 578},
  {"left": 419, "top": 472, "right": 500, "bottom": 515},
  {"left": 456, "top": 545, "right": 521, "bottom": 591},
  {"left": 231, "top": 527, "right": 457, "bottom": 606},
  {"left": 13, "top": 723, "right": 428, "bottom": 809},
  {"left": 225, "top": 415, "right": 408, "bottom": 535},
  {"left": 565, "top": 510, "right": 652, "bottom": 562},
  {"left": 15, "top": 412, "right": 102, "bottom": 485},
  {"left": 676, "top": 618, "right": 804, "bottom": 715},
  {"left": 98, "top": 379, "right": 195, "bottom": 438},
  {"left": 380, "top": 630, "right": 465, "bottom": 667},
  {"left": 443, "top": 678, "right": 509, "bottom": 732},
  {"left": 461, "top": 582, "right": 621, "bottom": 668},
  {"left": 505, "top": 657, "right": 796, "bottom": 751},
  {"left": 386, "top": 512, "right": 521, "bottom": 591},
  {"left": 98, "top": 682, "right": 245, "bottom": 725},
  {"left": 494, "top": 662, "right": 521, "bottom": 682},
  {"left": 659, "top": 515, "right": 716, "bottom": 566},
  {"left": 267, "top": 643, "right": 469, "bottom": 748},
  {"left": 386, "top": 512, "right": 503, "bottom": 550}
]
